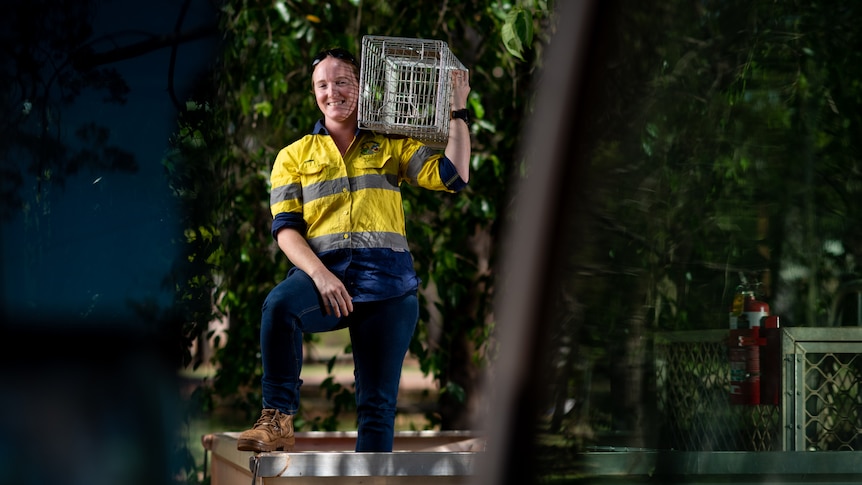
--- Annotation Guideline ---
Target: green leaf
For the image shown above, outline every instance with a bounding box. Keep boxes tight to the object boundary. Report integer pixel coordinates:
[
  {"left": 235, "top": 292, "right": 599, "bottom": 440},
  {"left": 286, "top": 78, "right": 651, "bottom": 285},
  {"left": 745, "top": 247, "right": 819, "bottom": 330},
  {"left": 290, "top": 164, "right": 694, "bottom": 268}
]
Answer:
[
  {"left": 254, "top": 101, "right": 273, "bottom": 117},
  {"left": 501, "top": 7, "right": 533, "bottom": 61}
]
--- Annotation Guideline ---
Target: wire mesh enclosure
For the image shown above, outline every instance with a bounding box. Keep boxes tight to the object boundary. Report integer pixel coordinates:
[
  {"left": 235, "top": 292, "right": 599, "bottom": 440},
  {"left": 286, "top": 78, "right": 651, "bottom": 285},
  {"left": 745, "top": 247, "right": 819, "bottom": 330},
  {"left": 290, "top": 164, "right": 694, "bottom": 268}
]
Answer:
[
  {"left": 358, "top": 35, "right": 467, "bottom": 148},
  {"left": 786, "top": 328, "right": 862, "bottom": 451},
  {"left": 655, "top": 327, "right": 862, "bottom": 452},
  {"left": 655, "top": 330, "right": 781, "bottom": 451}
]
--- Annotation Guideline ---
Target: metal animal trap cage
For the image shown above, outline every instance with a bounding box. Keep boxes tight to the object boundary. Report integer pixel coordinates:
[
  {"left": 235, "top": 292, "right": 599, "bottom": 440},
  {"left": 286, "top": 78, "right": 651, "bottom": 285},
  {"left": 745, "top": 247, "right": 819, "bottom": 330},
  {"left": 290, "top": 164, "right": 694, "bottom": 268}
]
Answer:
[{"left": 358, "top": 35, "right": 467, "bottom": 148}]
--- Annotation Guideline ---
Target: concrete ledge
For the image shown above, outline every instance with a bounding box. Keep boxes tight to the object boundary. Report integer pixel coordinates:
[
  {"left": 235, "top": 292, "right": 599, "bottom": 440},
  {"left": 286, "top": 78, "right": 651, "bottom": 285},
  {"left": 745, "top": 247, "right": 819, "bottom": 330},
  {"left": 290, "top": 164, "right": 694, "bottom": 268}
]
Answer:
[{"left": 579, "top": 450, "right": 862, "bottom": 484}]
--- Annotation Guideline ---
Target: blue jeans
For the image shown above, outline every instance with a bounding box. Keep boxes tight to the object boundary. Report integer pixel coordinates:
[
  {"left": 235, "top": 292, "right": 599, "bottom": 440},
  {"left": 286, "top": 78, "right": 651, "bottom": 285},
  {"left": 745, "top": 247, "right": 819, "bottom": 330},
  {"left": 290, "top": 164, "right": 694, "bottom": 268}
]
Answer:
[{"left": 259, "top": 269, "right": 419, "bottom": 452}]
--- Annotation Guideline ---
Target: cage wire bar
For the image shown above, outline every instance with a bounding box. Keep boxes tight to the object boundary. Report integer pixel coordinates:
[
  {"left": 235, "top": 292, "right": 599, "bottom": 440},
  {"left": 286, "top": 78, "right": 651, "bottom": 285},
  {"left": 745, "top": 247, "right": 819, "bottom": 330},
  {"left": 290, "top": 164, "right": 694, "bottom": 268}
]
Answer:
[
  {"left": 358, "top": 36, "right": 467, "bottom": 148},
  {"left": 654, "top": 327, "right": 862, "bottom": 452}
]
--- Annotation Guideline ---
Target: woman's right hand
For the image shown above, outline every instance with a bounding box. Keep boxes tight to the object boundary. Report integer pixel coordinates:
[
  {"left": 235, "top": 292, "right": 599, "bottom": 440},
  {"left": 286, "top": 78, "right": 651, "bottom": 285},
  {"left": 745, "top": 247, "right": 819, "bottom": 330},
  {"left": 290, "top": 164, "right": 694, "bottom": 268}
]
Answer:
[
  {"left": 277, "top": 227, "right": 353, "bottom": 317},
  {"left": 309, "top": 268, "right": 354, "bottom": 318}
]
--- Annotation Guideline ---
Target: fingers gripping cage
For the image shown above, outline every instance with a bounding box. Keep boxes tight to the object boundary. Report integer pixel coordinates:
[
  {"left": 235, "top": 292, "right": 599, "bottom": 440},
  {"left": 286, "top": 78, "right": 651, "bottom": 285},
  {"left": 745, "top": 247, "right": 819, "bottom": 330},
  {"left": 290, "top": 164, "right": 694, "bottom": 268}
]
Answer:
[{"left": 358, "top": 36, "right": 467, "bottom": 148}]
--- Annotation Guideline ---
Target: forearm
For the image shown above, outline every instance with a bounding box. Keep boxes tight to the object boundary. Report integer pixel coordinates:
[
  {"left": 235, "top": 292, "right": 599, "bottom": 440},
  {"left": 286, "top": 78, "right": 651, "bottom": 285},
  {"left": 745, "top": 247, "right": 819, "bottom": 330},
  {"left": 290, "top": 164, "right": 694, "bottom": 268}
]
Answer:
[
  {"left": 276, "top": 228, "right": 329, "bottom": 279},
  {"left": 276, "top": 227, "right": 353, "bottom": 316},
  {"left": 445, "top": 69, "right": 472, "bottom": 183},
  {"left": 445, "top": 118, "right": 471, "bottom": 183}
]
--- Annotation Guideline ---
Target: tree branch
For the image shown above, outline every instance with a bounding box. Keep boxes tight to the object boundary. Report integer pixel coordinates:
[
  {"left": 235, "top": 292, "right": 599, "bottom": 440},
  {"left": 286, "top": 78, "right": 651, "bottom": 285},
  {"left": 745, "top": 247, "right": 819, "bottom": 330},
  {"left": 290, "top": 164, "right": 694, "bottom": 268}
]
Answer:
[{"left": 71, "top": 24, "right": 218, "bottom": 71}]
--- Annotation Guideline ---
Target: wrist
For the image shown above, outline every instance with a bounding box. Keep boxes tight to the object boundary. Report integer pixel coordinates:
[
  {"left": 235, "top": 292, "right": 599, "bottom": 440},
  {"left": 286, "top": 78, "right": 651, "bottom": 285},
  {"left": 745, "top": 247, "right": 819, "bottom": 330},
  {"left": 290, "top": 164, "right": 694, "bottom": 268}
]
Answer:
[{"left": 451, "top": 108, "right": 471, "bottom": 127}]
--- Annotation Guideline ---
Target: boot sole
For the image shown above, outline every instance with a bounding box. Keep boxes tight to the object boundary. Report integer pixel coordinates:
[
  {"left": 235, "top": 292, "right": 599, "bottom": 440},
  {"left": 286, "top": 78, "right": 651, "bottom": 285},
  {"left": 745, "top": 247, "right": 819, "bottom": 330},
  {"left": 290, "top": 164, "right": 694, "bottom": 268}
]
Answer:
[{"left": 237, "top": 438, "right": 295, "bottom": 453}]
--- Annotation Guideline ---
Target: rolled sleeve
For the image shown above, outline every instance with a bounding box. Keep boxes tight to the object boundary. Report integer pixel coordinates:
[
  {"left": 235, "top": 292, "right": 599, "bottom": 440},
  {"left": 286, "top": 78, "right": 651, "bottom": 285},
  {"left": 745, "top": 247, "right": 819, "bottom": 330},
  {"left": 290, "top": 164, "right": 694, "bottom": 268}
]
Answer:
[
  {"left": 271, "top": 212, "right": 306, "bottom": 240},
  {"left": 439, "top": 156, "right": 468, "bottom": 192}
]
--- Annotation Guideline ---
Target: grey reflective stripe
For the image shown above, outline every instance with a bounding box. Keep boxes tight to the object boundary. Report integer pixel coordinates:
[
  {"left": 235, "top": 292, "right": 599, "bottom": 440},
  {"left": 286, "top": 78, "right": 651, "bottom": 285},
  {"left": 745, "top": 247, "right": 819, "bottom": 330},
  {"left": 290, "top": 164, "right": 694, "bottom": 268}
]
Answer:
[
  {"left": 308, "top": 231, "right": 409, "bottom": 252},
  {"left": 303, "top": 177, "right": 349, "bottom": 202},
  {"left": 405, "top": 146, "right": 437, "bottom": 182},
  {"left": 296, "top": 174, "right": 399, "bottom": 203},
  {"left": 271, "top": 182, "right": 302, "bottom": 205},
  {"left": 352, "top": 173, "right": 399, "bottom": 191}
]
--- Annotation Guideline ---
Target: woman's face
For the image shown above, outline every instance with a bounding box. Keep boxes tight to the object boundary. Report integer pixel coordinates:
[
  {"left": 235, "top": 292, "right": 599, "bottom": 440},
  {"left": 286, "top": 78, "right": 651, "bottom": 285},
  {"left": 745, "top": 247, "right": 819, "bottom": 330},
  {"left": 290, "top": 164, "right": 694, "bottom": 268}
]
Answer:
[{"left": 312, "top": 56, "right": 359, "bottom": 124}]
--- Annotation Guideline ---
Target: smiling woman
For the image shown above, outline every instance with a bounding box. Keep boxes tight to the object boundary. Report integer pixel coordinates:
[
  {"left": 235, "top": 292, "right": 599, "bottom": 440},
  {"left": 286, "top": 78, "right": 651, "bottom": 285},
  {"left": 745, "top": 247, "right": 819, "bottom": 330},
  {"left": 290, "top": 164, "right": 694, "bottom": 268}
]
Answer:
[
  {"left": 234, "top": 44, "right": 473, "bottom": 455},
  {"left": 312, "top": 55, "right": 361, "bottom": 145}
]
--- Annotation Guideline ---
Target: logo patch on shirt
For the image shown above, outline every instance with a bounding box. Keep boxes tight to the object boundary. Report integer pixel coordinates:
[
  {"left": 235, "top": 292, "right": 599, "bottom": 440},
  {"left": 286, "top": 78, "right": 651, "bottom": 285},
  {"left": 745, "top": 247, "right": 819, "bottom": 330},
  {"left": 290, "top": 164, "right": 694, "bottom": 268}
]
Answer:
[{"left": 360, "top": 141, "right": 380, "bottom": 155}]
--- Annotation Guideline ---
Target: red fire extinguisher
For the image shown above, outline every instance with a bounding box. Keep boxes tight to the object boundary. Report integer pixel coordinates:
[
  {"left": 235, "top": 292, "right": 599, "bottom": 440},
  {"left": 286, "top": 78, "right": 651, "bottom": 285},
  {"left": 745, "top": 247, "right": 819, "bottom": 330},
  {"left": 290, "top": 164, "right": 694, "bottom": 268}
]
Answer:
[{"left": 727, "top": 288, "right": 777, "bottom": 405}]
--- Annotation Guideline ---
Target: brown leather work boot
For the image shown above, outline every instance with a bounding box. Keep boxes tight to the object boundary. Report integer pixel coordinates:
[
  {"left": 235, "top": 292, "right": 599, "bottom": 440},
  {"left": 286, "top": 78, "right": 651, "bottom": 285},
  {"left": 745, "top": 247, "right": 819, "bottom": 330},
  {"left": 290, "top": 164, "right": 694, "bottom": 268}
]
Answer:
[{"left": 236, "top": 408, "right": 295, "bottom": 452}]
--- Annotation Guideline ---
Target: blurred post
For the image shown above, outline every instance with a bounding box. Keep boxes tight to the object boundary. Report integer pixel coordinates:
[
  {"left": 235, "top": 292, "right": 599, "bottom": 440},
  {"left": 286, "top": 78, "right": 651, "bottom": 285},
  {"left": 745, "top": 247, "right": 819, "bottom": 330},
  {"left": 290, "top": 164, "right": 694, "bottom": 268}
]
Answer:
[{"left": 471, "top": 1, "right": 598, "bottom": 484}]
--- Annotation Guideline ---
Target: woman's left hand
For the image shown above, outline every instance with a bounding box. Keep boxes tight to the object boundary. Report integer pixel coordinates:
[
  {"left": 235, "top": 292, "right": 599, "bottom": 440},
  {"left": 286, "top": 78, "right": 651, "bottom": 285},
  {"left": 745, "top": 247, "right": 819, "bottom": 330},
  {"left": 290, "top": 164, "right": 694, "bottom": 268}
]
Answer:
[{"left": 451, "top": 69, "right": 471, "bottom": 110}]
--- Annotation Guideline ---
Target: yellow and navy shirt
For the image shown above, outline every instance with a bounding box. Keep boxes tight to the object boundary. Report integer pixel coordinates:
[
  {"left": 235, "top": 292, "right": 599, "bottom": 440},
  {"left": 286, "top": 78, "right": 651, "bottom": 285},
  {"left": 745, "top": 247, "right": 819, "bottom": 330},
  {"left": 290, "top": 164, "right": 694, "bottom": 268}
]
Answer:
[{"left": 270, "top": 120, "right": 467, "bottom": 302}]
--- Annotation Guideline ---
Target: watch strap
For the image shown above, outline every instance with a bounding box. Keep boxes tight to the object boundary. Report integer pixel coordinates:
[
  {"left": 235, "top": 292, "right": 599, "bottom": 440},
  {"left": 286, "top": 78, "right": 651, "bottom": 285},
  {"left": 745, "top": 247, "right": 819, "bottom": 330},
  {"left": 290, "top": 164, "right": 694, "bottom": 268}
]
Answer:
[{"left": 451, "top": 108, "right": 470, "bottom": 127}]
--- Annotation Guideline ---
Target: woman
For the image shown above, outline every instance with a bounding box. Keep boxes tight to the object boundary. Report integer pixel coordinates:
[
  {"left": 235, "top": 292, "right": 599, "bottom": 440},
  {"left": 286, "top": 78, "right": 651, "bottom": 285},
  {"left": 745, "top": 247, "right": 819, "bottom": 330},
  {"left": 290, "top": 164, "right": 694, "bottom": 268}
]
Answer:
[{"left": 237, "top": 47, "right": 471, "bottom": 453}]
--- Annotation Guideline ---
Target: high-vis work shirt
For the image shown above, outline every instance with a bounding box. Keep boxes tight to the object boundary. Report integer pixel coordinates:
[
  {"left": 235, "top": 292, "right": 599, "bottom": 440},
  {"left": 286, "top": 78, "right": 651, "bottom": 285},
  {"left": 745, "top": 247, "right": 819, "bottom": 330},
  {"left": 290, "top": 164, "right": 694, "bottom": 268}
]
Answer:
[{"left": 270, "top": 120, "right": 467, "bottom": 302}]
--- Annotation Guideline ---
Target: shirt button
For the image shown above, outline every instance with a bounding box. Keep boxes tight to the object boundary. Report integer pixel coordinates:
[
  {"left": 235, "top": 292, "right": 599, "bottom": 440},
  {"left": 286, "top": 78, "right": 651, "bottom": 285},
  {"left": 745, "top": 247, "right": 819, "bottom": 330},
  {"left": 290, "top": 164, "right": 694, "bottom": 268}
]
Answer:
[
  {"left": 343, "top": 234, "right": 349, "bottom": 239},
  {"left": 343, "top": 210, "right": 349, "bottom": 215},
  {"left": 342, "top": 187, "right": 348, "bottom": 193}
]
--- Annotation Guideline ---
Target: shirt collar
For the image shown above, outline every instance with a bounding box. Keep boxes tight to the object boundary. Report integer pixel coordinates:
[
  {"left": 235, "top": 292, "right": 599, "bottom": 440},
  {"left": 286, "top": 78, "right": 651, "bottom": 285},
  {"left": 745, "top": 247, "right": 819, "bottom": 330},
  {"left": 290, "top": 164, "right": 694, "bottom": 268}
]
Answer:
[{"left": 312, "top": 119, "right": 364, "bottom": 137}]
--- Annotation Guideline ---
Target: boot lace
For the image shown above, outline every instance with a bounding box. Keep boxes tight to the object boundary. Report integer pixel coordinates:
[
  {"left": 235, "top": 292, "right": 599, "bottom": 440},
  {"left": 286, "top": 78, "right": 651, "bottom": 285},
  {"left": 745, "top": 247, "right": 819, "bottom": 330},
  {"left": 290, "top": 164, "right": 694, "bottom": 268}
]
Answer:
[
  {"left": 253, "top": 409, "right": 288, "bottom": 432},
  {"left": 253, "top": 410, "right": 280, "bottom": 431}
]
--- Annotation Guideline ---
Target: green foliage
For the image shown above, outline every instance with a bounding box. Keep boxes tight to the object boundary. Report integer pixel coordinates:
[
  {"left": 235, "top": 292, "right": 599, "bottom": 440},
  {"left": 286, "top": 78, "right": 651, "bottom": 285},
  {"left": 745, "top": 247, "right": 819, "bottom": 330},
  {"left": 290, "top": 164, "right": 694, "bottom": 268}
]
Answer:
[
  {"left": 535, "top": 0, "right": 862, "bottom": 452},
  {"left": 177, "top": 0, "right": 862, "bottom": 455},
  {"left": 171, "top": 0, "right": 558, "bottom": 432}
]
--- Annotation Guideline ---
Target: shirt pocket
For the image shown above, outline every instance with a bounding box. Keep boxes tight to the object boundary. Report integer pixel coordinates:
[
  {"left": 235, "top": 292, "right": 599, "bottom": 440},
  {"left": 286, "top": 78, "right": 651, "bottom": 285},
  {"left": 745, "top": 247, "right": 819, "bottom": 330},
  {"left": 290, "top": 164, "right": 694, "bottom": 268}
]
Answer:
[
  {"left": 298, "top": 159, "right": 328, "bottom": 183},
  {"left": 354, "top": 153, "right": 391, "bottom": 172}
]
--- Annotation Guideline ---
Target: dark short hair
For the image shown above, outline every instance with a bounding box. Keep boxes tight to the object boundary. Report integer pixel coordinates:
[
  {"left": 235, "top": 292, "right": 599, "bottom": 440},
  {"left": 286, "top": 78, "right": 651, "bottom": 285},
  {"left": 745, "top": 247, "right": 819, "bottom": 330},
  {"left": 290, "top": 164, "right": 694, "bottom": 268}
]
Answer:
[{"left": 311, "top": 48, "right": 357, "bottom": 68}]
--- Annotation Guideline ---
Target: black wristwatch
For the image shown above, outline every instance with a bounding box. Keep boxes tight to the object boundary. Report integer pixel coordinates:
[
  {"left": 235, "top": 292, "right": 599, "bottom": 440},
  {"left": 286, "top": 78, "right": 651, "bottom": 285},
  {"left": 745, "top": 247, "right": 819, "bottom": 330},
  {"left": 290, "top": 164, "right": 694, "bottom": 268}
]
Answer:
[{"left": 451, "top": 108, "right": 471, "bottom": 127}]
